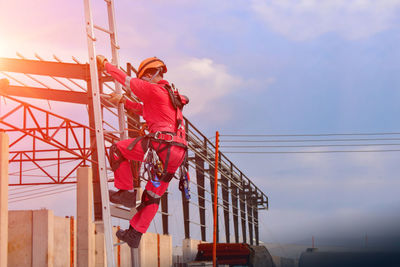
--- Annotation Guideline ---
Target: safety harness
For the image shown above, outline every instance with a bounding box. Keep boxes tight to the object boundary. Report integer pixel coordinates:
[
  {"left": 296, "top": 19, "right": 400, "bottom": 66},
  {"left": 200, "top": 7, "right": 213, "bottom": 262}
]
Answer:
[
  {"left": 138, "top": 83, "right": 190, "bottom": 210},
  {"left": 111, "top": 83, "right": 191, "bottom": 211}
]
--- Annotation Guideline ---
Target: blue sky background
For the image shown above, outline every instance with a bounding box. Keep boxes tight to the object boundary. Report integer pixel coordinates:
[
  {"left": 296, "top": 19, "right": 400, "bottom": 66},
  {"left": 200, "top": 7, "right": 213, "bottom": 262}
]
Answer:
[{"left": 2, "top": 0, "right": 400, "bottom": 250}]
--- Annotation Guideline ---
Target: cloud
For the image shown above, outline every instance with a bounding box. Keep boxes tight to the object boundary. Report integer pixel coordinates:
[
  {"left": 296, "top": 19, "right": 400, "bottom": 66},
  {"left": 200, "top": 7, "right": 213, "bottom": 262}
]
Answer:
[
  {"left": 250, "top": 0, "right": 400, "bottom": 41},
  {"left": 167, "top": 57, "right": 243, "bottom": 119}
]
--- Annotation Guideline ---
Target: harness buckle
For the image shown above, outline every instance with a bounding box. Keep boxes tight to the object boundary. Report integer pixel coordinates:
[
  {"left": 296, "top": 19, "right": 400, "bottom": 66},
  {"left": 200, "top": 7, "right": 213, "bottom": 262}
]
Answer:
[{"left": 154, "top": 131, "right": 174, "bottom": 142}]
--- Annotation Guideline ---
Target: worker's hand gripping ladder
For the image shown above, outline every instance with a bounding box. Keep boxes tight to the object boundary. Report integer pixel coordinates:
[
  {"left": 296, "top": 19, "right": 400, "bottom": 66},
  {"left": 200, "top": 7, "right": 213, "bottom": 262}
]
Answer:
[{"left": 82, "top": 0, "right": 130, "bottom": 266}]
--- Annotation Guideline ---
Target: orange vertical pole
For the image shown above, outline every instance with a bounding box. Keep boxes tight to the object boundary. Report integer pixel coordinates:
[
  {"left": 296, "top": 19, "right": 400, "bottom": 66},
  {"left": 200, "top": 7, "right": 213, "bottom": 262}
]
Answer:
[
  {"left": 213, "top": 131, "right": 219, "bottom": 267},
  {"left": 117, "top": 226, "right": 121, "bottom": 267},
  {"left": 157, "top": 234, "right": 160, "bottom": 267},
  {"left": 70, "top": 216, "right": 74, "bottom": 267}
]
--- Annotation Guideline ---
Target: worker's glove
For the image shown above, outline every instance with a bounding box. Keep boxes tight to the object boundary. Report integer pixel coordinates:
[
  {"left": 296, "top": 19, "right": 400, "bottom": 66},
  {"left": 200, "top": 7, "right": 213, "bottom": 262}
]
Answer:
[
  {"left": 96, "top": 55, "right": 108, "bottom": 71},
  {"left": 107, "top": 92, "right": 125, "bottom": 106}
]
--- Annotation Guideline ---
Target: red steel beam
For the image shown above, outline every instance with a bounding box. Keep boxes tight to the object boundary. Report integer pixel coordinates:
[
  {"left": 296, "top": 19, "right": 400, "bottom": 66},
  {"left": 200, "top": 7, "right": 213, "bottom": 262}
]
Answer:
[
  {"left": 0, "top": 85, "right": 89, "bottom": 104},
  {"left": 0, "top": 58, "right": 90, "bottom": 80}
]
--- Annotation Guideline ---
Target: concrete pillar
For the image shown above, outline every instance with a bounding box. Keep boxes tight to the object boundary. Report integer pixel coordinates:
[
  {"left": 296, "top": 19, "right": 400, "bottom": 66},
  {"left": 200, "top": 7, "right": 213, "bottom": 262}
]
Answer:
[
  {"left": 139, "top": 233, "right": 157, "bottom": 267},
  {"left": 8, "top": 211, "right": 33, "bottom": 266},
  {"left": 0, "top": 132, "right": 8, "bottom": 267},
  {"left": 182, "top": 238, "right": 202, "bottom": 264},
  {"left": 139, "top": 233, "right": 172, "bottom": 267},
  {"left": 94, "top": 222, "right": 106, "bottom": 267},
  {"left": 77, "top": 166, "right": 95, "bottom": 267},
  {"left": 32, "top": 209, "right": 55, "bottom": 267},
  {"left": 159, "top": 234, "right": 172, "bottom": 267},
  {"left": 54, "top": 216, "right": 71, "bottom": 267}
]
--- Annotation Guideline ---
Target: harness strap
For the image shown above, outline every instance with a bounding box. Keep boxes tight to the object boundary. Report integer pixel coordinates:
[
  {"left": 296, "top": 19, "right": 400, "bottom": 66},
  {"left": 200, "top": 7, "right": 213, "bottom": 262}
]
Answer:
[
  {"left": 127, "top": 131, "right": 187, "bottom": 152},
  {"left": 126, "top": 131, "right": 187, "bottom": 184},
  {"left": 161, "top": 172, "right": 175, "bottom": 183},
  {"left": 163, "top": 146, "right": 172, "bottom": 172},
  {"left": 136, "top": 189, "right": 161, "bottom": 212},
  {"left": 109, "top": 144, "right": 125, "bottom": 172},
  {"left": 148, "top": 131, "right": 187, "bottom": 147},
  {"left": 127, "top": 136, "right": 145, "bottom": 151},
  {"left": 164, "top": 84, "right": 182, "bottom": 110}
]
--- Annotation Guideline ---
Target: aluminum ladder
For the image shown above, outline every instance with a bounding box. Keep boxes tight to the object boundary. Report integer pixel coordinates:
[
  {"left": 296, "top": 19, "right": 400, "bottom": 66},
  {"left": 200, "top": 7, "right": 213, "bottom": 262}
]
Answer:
[{"left": 83, "top": 0, "right": 138, "bottom": 266}]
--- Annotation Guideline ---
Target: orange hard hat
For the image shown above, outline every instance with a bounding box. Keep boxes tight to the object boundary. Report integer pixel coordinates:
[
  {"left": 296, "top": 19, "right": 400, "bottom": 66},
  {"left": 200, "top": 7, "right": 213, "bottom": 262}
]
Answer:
[{"left": 136, "top": 57, "right": 167, "bottom": 79}]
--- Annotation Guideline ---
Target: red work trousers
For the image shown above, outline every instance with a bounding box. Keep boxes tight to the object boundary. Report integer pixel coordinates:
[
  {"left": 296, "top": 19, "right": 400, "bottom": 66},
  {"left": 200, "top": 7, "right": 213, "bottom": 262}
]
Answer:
[{"left": 113, "top": 137, "right": 186, "bottom": 233}]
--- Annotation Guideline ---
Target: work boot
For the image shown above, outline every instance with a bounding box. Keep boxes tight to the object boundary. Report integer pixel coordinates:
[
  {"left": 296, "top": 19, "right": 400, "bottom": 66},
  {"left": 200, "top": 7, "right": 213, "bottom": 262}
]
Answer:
[
  {"left": 116, "top": 226, "right": 143, "bottom": 248},
  {"left": 109, "top": 189, "right": 136, "bottom": 208}
]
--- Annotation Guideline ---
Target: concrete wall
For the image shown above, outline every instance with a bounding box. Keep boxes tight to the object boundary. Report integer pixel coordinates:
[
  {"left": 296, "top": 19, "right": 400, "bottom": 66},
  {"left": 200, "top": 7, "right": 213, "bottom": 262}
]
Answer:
[
  {"left": 8, "top": 210, "right": 33, "bottom": 267},
  {"left": 54, "top": 216, "right": 72, "bottom": 267},
  {"left": 139, "top": 232, "right": 172, "bottom": 267},
  {"left": 32, "top": 209, "right": 55, "bottom": 267},
  {"left": 6, "top": 167, "right": 171, "bottom": 266},
  {"left": 7, "top": 209, "right": 173, "bottom": 267},
  {"left": 112, "top": 226, "right": 132, "bottom": 267},
  {"left": 0, "top": 132, "right": 9, "bottom": 267},
  {"left": 95, "top": 223, "right": 133, "bottom": 267},
  {"left": 182, "top": 239, "right": 203, "bottom": 264}
]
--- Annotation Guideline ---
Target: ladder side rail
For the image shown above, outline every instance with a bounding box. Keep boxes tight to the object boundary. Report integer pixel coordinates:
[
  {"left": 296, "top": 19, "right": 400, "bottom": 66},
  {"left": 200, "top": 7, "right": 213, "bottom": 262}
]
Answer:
[
  {"left": 83, "top": 0, "right": 115, "bottom": 265},
  {"left": 106, "top": 0, "right": 127, "bottom": 141}
]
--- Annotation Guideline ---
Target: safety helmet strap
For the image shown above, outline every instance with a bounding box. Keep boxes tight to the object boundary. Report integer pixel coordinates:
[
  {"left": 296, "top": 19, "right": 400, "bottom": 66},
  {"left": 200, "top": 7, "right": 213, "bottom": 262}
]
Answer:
[{"left": 141, "top": 67, "right": 162, "bottom": 83}]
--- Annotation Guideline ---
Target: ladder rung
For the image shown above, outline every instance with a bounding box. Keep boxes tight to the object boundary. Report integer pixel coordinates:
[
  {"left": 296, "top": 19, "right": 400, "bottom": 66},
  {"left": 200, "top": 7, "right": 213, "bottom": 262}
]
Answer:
[
  {"left": 113, "top": 241, "right": 126, "bottom": 247},
  {"left": 185, "top": 220, "right": 206, "bottom": 227},
  {"left": 94, "top": 24, "right": 114, "bottom": 35},
  {"left": 157, "top": 211, "right": 171, "bottom": 216},
  {"left": 104, "top": 130, "right": 123, "bottom": 134},
  {"left": 111, "top": 40, "right": 120, "bottom": 49},
  {"left": 110, "top": 204, "right": 138, "bottom": 220}
]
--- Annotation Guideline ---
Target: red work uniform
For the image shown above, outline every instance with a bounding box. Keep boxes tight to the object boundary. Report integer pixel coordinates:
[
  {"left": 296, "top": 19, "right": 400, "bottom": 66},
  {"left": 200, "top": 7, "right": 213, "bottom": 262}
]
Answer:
[{"left": 105, "top": 62, "right": 187, "bottom": 233}]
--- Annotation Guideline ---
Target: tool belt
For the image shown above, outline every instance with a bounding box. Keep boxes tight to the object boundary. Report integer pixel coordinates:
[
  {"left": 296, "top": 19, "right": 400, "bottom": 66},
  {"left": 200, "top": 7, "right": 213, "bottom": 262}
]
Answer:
[
  {"left": 127, "top": 131, "right": 187, "bottom": 150},
  {"left": 127, "top": 131, "right": 187, "bottom": 178},
  {"left": 148, "top": 131, "right": 187, "bottom": 146}
]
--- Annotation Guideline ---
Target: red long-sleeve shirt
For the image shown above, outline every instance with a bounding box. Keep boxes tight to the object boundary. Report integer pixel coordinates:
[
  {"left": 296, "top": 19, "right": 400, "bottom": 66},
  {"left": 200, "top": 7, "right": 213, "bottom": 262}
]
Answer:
[
  {"left": 125, "top": 99, "right": 143, "bottom": 116},
  {"left": 105, "top": 62, "right": 178, "bottom": 133}
]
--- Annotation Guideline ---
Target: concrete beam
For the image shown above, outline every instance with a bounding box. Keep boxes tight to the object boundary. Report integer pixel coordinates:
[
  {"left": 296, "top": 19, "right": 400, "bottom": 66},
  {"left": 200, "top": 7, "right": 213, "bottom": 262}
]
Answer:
[
  {"left": 0, "top": 132, "right": 8, "bottom": 267},
  {"left": 77, "top": 167, "right": 95, "bottom": 267}
]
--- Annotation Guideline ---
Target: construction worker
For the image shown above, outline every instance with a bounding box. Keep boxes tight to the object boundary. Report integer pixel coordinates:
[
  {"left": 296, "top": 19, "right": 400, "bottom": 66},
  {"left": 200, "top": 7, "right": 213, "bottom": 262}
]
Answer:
[{"left": 96, "top": 55, "right": 188, "bottom": 248}]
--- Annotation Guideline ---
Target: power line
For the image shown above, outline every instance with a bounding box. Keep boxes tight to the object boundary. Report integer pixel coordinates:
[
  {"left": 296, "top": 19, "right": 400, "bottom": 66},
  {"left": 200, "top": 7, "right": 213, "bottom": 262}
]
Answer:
[
  {"left": 9, "top": 187, "right": 76, "bottom": 203},
  {"left": 223, "top": 149, "right": 400, "bottom": 154},
  {"left": 221, "top": 143, "right": 400, "bottom": 148},
  {"left": 218, "top": 132, "right": 400, "bottom": 137},
  {"left": 220, "top": 138, "right": 400, "bottom": 143},
  {"left": 9, "top": 184, "right": 66, "bottom": 196},
  {"left": 9, "top": 184, "right": 76, "bottom": 199},
  {"left": 9, "top": 185, "right": 76, "bottom": 203}
]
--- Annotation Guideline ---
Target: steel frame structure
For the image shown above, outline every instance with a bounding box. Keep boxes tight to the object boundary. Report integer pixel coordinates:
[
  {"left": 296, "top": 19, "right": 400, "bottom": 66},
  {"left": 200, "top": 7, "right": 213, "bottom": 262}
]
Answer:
[{"left": 0, "top": 56, "right": 268, "bottom": 245}]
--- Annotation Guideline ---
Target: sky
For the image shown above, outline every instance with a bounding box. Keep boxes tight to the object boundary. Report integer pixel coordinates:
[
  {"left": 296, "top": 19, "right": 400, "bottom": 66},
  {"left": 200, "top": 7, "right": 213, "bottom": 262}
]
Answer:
[{"left": 2, "top": 0, "right": 400, "bottom": 254}]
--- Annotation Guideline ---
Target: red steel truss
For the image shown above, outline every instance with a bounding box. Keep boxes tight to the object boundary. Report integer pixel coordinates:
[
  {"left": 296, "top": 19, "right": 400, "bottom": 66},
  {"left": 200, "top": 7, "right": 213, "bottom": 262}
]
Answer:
[{"left": 0, "top": 94, "right": 118, "bottom": 185}]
